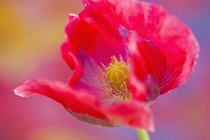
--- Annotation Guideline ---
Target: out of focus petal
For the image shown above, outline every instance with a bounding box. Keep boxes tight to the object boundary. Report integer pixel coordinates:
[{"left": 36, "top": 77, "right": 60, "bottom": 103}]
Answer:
[
  {"left": 14, "top": 79, "right": 114, "bottom": 127},
  {"left": 105, "top": 101, "right": 154, "bottom": 132}
]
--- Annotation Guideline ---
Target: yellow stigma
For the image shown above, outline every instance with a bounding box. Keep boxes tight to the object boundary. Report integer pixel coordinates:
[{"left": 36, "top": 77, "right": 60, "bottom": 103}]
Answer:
[
  {"left": 105, "top": 56, "right": 129, "bottom": 90},
  {"left": 95, "top": 55, "right": 131, "bottom": 100}
]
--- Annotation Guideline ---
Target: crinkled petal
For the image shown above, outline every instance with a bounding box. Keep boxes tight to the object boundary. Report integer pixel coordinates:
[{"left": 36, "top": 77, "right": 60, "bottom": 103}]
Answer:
[
  {"left": 81, "top": 0, "right": 166, "bottom": 40},
  {"left": 156, "top": 15, "right": 199, "bottom": 94},
  {"left": 65, "top": 14, "right": 125, "bottom": 65}
]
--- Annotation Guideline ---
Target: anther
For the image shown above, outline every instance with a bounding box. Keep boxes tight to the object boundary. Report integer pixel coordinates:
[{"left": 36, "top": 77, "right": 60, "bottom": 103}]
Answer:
[{"left": 94, "top": 55, "right": 131, "bottom": 100}]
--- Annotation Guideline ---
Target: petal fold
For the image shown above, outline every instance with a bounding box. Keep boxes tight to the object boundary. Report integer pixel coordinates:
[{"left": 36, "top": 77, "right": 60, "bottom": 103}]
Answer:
[{"left": 128, "top": 33, "right": 166, "bottom": 102}]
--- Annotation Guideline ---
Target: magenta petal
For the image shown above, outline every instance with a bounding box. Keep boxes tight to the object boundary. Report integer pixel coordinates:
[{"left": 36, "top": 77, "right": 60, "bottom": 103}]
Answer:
[
  {"left": 65, "top": 14, "right": 125, "bottom": 65},
  {"left": 156, "top": 15, "right": 199, "bottom": 94},
  {"left": 128, "top": 33, "right": 166, "bottom": 102},
  {"left": 14, "top": 79, "right": 113, "bottom": 125},
  {"left": 61, "top": 42, "right": 84, "bottom": 87},
  {"left": 105, "top": 101, "right": 154, "bottom": 132}
]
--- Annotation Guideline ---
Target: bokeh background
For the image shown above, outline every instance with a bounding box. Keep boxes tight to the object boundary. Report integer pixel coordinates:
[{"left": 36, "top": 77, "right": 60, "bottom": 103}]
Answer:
[{"left": 0, "top": 0, "right": 209, "bottom": 140}]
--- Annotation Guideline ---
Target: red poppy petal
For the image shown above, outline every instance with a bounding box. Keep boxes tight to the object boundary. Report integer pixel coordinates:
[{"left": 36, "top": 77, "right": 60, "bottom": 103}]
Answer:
[
  {"left": 14, "top": 79, "right": 115, "bottom": 127},
  {"left": 128, "top": 33, "right": 166, "bottom": 102},
  {"left": 105, "top": 101, "right": 154, "bottom": 132},
  {"left": 81, "top": 0, "right": 122, "bottom": 41},
  {"left": 66, "top": 108, "right": 117, "bottom": 128},
  {"left": 81, "top": 0, "right": 166, "bottom": 39},
  {"left": 156, "top": 15, "right": 199, "bottom": 94},
  {"left": 14, "top": 79, "right": 153, "bottom": 130},
  {"left": 61, "top": 42, "right": 83, "bottom": 87},
  {"left": 65, "top": 14, "right": 125, "bottom": 65}
]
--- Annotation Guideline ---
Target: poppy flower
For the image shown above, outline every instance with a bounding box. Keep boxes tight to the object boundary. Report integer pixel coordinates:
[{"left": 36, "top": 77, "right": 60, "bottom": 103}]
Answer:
[{"left": 14, "top": 0, "right": 199, "bottom": 132}]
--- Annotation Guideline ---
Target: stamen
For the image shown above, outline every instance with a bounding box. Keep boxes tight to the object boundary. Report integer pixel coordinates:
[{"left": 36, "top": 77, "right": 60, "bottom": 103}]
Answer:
[{"left": 95, "top": 55, "right": 131, "bottom": 100}]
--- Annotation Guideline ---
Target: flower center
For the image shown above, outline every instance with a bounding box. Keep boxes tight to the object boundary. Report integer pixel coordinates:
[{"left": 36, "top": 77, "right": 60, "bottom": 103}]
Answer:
[
  {"left": 95, "top": 56, "right": 131, "bottom": 100},
  {"left": 106, "top": 56, "right": 129, "bottom": 90}
]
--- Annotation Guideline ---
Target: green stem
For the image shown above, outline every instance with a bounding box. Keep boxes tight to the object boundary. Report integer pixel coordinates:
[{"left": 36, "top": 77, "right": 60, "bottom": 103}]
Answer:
[{"left": 137, "top": 129, "right": 150, "bottom": 140}]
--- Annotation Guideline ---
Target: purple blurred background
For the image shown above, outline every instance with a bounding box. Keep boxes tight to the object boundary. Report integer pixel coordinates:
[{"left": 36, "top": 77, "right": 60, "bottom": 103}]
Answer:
[{"left": 0, "top": 0, "right": 209, "bottom": 140}]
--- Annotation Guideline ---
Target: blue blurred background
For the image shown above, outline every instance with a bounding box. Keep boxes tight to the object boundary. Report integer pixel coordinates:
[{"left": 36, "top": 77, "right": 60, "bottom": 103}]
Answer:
[{"left": 0, "top": 0, "right": 209, "bottom": 140}]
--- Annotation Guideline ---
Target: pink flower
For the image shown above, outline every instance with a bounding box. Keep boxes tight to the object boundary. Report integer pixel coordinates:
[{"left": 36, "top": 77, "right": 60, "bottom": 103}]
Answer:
[{"left": 14, "top": 0, "right": 199, "bottom": 132}]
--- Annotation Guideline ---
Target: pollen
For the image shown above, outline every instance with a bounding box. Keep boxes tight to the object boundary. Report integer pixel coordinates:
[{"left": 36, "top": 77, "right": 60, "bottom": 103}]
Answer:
[{"left": 95, "top": 55, "right": 131, "bottom": 100}]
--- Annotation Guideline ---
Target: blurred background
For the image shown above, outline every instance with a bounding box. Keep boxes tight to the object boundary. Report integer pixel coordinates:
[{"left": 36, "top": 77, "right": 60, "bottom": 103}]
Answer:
[{"left": 0, "top": 0, "right": 209, "bottom": 140}]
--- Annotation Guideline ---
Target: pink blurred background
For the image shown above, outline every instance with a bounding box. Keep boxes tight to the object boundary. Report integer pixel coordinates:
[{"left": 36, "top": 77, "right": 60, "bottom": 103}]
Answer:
[{"left": 0, "top": 0, "right": 209, "bottom": 140}]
